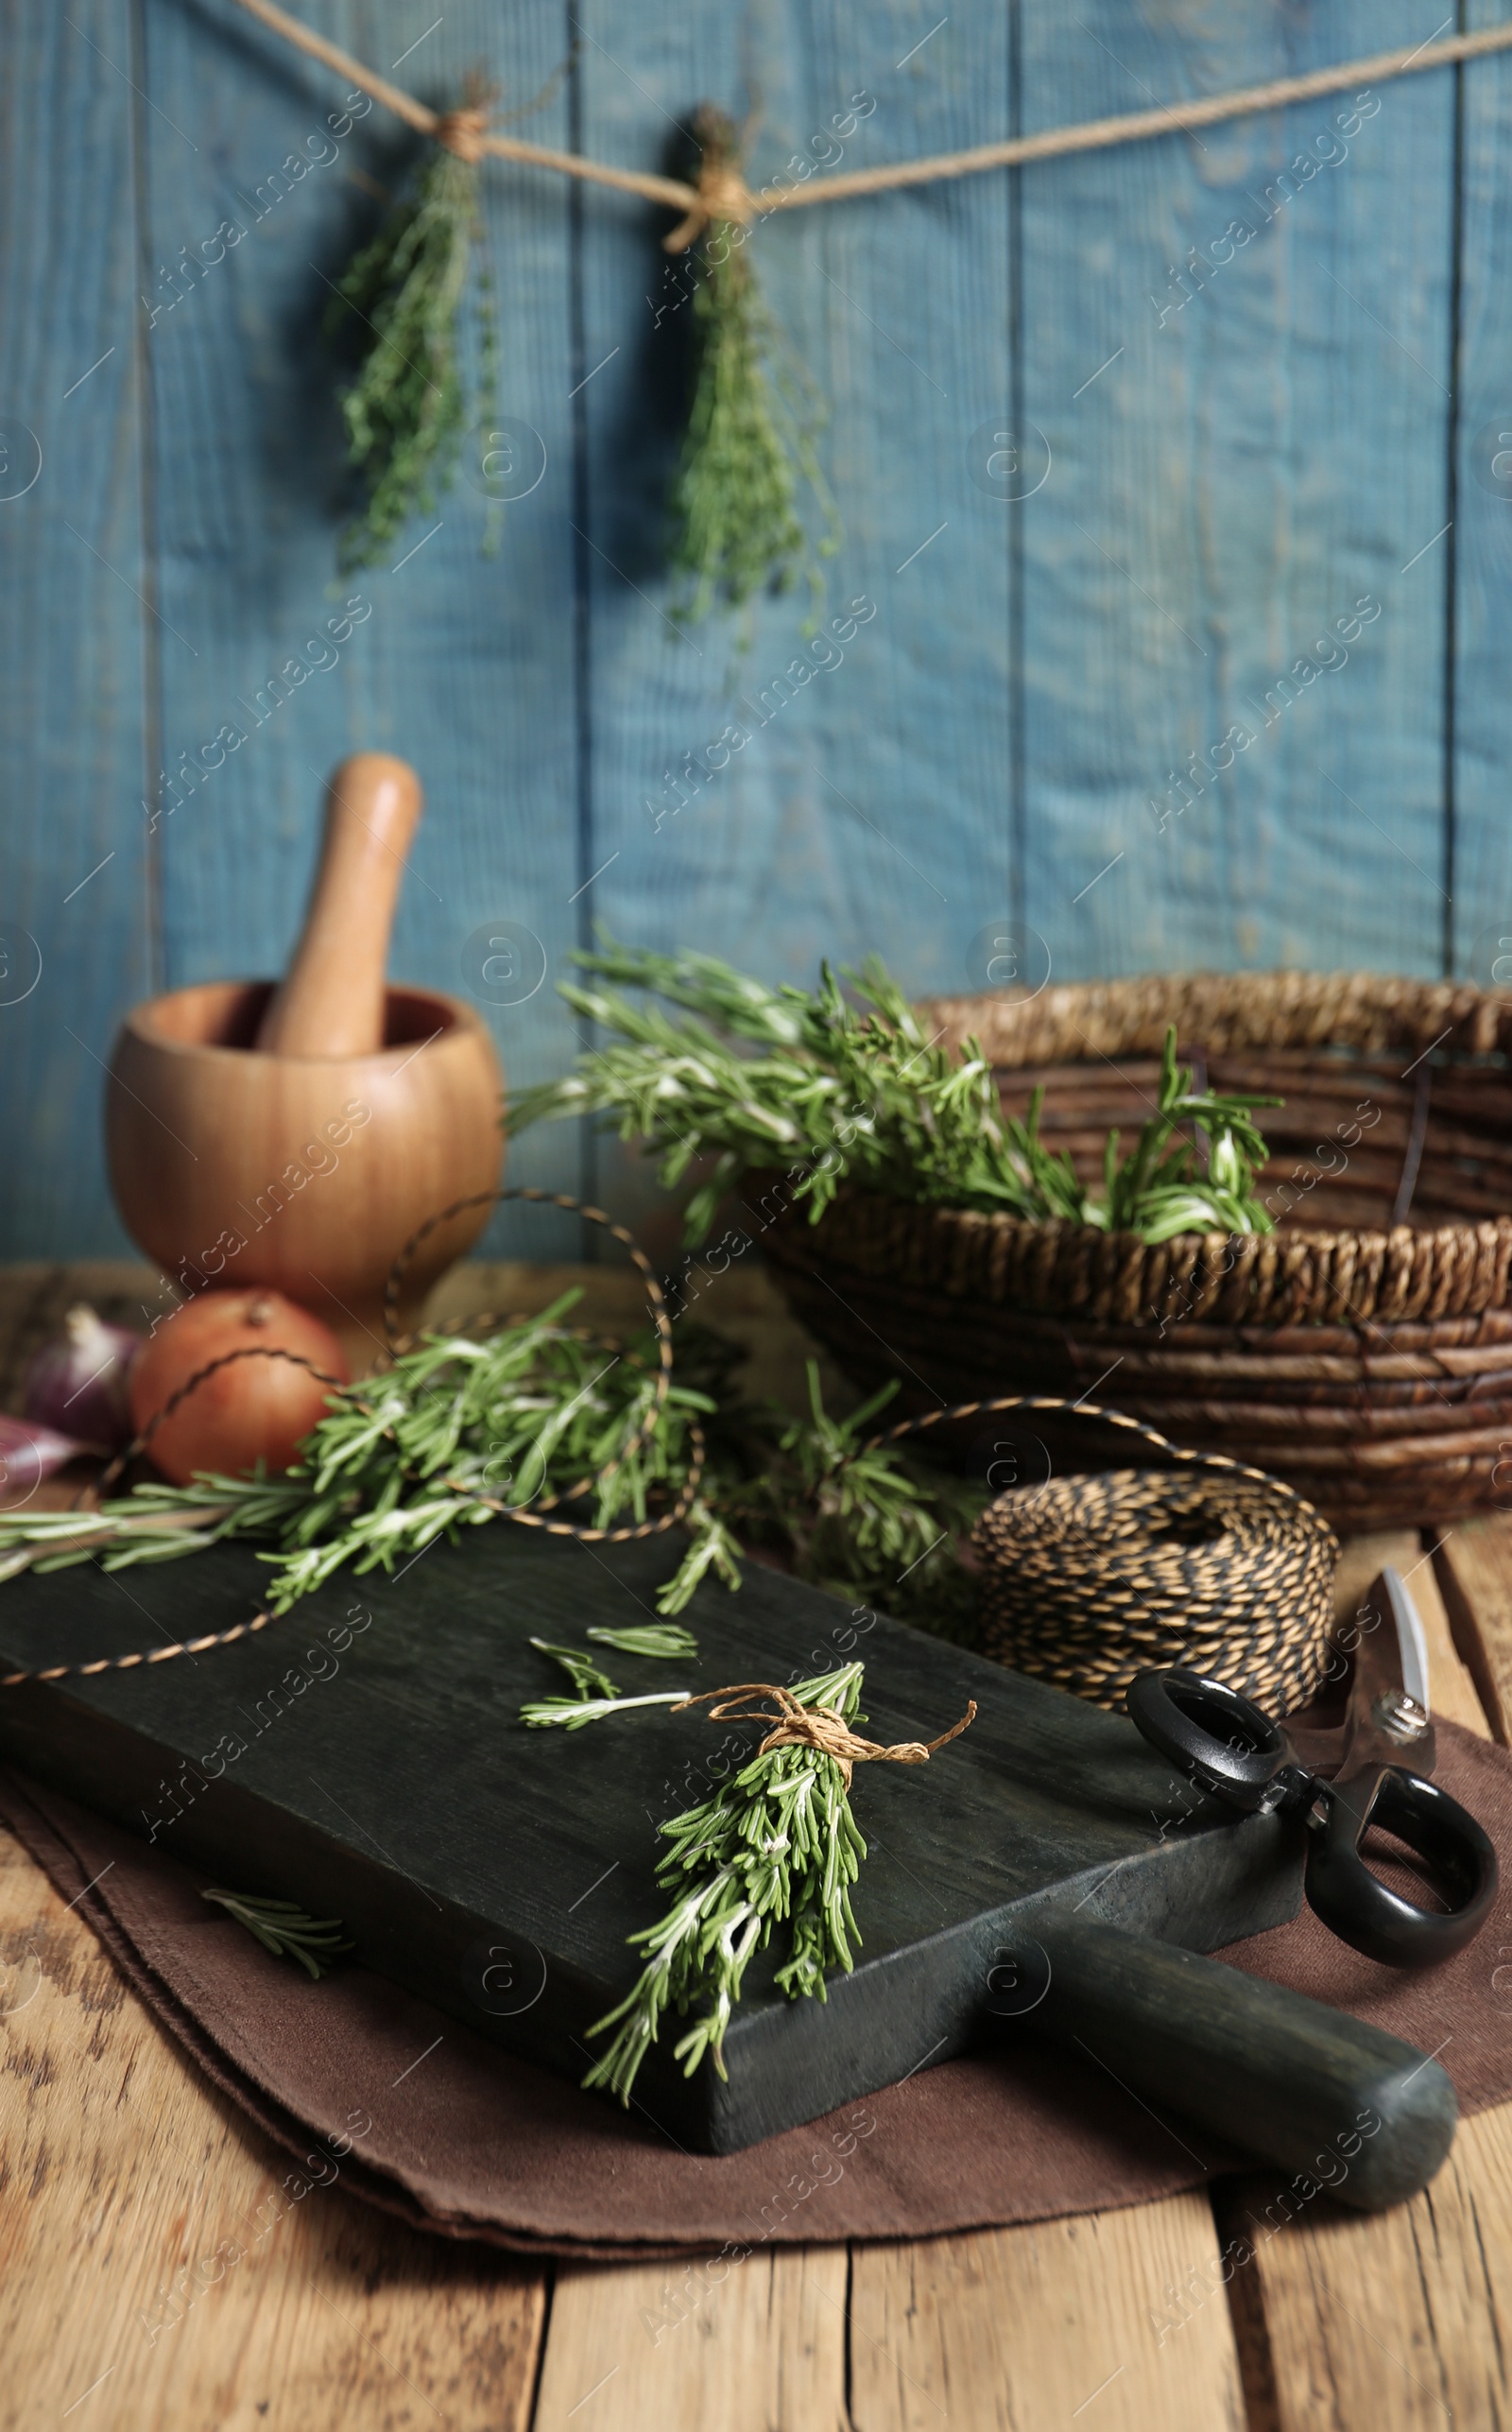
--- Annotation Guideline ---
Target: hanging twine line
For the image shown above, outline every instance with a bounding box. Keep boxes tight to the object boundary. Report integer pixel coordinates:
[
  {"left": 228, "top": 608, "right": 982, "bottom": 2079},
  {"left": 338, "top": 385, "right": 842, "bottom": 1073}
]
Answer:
[
  {"left": 674, "top": 1682, "right": 976, "bottom": 1789},
  {"left": 227, "top": 0, "right": 1512, "bottom": 233}
]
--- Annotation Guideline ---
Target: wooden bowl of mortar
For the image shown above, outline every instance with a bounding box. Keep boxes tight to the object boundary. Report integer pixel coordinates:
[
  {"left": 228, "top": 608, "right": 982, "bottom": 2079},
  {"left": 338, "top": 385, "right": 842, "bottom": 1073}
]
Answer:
[{"left": 106, "top": 756, "right": 503, "bottom": 1372}]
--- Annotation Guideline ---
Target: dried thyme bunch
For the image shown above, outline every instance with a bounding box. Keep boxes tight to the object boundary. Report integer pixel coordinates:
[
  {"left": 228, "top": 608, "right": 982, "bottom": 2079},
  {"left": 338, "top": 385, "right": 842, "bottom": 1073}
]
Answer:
[
  {"left": 668, "top": 110, "right": 837, "bottom": 621},
  {"left": 509, "top": 937, "right": 1280, "bottom": 1244},
  {"left": 327, "top": 112, "right": 490, "bottom": 568},
  {"left": 582, "top": 1664, "right": 869, "bottom": 2100}
]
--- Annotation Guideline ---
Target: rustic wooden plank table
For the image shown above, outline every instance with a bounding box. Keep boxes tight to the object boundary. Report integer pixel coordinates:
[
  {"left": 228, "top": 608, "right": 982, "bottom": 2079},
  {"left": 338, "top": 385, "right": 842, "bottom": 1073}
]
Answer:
[{"left": 2, "top": 1261, "right": 1509, "bottom": 2432}]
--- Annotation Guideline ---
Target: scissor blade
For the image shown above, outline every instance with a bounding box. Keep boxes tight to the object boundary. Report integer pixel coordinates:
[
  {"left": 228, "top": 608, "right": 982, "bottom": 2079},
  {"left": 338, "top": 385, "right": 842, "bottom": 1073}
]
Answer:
[
  {"left": 1334, "top": 1566, "right": 1436, "bottom": 1778},
  {"left": 1381, "top": 1566, "right": 1431, "bottom": 1714}
]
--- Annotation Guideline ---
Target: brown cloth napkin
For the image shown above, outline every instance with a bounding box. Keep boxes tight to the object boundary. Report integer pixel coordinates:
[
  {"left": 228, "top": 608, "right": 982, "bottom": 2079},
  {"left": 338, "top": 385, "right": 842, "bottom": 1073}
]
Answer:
[{"left": 5, "top": 1727, "right": 1511, "bottom": 2260}]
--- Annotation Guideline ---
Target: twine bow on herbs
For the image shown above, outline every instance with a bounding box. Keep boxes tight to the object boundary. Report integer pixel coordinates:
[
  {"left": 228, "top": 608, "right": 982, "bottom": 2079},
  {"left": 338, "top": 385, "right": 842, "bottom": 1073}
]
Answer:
[{"left": 675, "top": 1681, "right": 976, "bottom": 1788}]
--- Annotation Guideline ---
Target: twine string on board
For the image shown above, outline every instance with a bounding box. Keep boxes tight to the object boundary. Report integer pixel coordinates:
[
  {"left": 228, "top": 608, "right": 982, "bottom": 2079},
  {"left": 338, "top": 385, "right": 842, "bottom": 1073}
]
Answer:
[{"left": 227, "top": 0, "right": 1512, "bottom": 236}]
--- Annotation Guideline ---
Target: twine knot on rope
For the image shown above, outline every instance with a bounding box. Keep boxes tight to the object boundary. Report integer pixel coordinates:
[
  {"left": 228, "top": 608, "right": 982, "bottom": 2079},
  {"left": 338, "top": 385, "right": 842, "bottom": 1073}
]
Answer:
[
  {"left": 675, "top": 1683, "right": 976, "bottom": 1788},
  {"left": 663, "top": 102, "right": 757, "bottom": 252},
  {"left": 663, "top": 159, "right": 757, "bottom": 251},
  {"left": 434, "top": 103, "right": 491, "bottom": 163}
]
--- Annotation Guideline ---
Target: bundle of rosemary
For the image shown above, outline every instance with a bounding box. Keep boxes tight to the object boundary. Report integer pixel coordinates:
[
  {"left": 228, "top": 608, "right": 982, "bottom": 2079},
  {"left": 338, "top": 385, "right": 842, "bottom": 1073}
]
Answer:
[
  {"left": 508, "top": 939, "right": 1280, "bottom": 1244},
  {"left": 583, "top": 1663, "right": 972, "bottom": 2101},
  {"left": 0, "top": 1303, "right": 976, "bottom": 1631},
  {"left": 583, "top": 1665, "right": 868, "bottom": 2099}
]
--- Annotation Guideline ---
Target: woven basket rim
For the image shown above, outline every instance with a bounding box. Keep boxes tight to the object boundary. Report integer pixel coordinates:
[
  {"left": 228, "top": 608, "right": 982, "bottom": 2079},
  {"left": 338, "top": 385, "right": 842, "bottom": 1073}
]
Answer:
[
  {"left": 919, "top": 965, "right": 1512, "bottom": 1063},
  {"left": 767, "top": 1185, "right": 1512, "bottom": 1328},
  {"left": 768, "top": 964, "right": 1512, "bottom": 1328}
]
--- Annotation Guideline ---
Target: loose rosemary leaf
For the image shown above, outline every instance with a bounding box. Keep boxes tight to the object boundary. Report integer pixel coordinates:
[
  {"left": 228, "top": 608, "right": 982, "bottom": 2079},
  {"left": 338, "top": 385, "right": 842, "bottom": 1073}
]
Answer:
[
  {"left": 586, "top": 1623, "right": 699, "bottom": 1660},
  {"left": 520, "top": 1691, "right": 692, "bottom": 1732},
  {"left": 530, "top": 1636, "right": 620, "bottom": 1700},
  {"left": 202, "top": 1889, "right": 352, "bottom": 1980}
]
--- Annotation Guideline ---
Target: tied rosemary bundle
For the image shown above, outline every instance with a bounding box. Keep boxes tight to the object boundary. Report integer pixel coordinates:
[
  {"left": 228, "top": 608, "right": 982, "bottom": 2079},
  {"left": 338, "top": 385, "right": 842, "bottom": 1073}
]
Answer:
[
  {"left": 508, "top": 938, "right": 1281, "bottom": 1245},
  {"left": 582, "top": 1666, "right": 972, "bottom": 2102},
  {"left": 668, "top": 109, "right": 836, "bottom": 621},
  {"left": 0, "top": 1301, "right": 976, "bottom": 1631},
  {"left": 327, "top": 103, "right": 491, "bottom": 568}
]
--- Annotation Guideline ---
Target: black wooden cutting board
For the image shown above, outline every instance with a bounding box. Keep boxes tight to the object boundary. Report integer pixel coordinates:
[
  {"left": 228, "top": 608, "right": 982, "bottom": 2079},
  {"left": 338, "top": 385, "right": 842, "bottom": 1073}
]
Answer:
[{"left": 0, "top": 1524, "right": 1299, "bottom": 2144}]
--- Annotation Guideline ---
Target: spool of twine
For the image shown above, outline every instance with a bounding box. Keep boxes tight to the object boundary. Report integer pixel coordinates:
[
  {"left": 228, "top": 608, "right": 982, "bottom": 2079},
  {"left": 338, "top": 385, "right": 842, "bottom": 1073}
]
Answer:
[
  {"left": 861, "top": 1390, "right": 1339, "bottom": 1716},
  {"left": 971, "top": 1467, "right": 1338, "bottom": 1715}
]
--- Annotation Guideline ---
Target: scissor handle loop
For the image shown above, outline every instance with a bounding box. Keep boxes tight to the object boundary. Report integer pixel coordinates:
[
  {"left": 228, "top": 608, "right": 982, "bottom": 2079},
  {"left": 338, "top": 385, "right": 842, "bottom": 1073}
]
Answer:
[
  {"left": 1305, "top": 1768, "right": 1499, "bottom": 1966},
  {"left": 1125, "top": 1667, "right": 1300, "bottom": 1815}
]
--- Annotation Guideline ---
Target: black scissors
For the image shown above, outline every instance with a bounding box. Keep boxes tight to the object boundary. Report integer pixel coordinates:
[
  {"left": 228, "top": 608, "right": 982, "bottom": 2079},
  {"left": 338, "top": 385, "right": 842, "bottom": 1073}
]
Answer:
[{"left": 1127, "top": 1566, "right": 1497, "bottom": 1966}]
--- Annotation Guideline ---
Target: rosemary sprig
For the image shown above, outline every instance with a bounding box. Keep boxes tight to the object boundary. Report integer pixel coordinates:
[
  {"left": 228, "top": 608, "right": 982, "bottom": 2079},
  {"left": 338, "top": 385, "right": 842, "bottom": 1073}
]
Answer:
[
  {"left": 582, "top": 1664, "right": 868, "bottom": 2103},
  {"left": 0, "top": 1306, "right": 977, "bottom": 1644},
  {"left": 733, "top": 1363, "right": 982, "bottom": 1637},
  {"left": 521, "top": 1690, "right": 692, "bottom": 1732},
  {"left": 530, "top": 1636, "right": 620, "bottom": 1700},
  {"left": 508, "top": 937, "right": 1280, "bottom": 1245},
  {"left": 201, "top": 1889, "right": 352, "bottom": 1980},
  {"left": 587, "top": 1624, "right": 698, "bottom": 1660}
]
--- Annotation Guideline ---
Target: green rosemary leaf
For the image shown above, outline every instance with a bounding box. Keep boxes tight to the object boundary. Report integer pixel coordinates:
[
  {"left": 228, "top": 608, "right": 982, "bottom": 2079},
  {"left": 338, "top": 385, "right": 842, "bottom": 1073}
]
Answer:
[
  {"left": 201, "top": 1889, "right": 352, "bottom": 1981},
  {"left": 529, "top": 1637, "right": 621, "bottom": 1700},
  {"left": 586, "top": 1624, "right": 698, "bottom": 1660},
  {"left": 654, "top": 1498, "right": 745, "bottom": 1616},
  {"left": 520, "top": 1690, "right": 692, "bottom": 1732}
]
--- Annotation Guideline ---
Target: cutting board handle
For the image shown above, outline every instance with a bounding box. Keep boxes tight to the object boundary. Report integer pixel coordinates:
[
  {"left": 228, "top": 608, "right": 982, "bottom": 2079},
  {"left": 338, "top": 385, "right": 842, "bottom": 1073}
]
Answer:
[{"left": 1014, "top": 1914, "right": 1454, "bottom": 2211}]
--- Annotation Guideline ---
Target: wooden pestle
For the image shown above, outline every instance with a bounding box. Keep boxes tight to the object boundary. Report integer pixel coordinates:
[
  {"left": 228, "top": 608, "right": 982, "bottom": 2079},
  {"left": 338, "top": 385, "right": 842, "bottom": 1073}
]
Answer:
[{"left": 255, "top": 753, "right": 423, "bottom": 1057}]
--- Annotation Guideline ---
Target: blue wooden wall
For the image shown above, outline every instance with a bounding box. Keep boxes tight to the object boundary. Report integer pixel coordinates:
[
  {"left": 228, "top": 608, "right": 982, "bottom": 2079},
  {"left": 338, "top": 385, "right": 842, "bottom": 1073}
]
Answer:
[{"left": 2, "top": 0, "right": 1509, "bottom": 1263}]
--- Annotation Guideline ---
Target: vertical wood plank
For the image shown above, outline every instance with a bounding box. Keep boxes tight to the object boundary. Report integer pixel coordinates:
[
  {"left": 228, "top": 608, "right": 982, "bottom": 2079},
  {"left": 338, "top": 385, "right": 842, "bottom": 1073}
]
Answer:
[
  {"left": 532, "top": 2249, "right": 849, "bottom": 2432},
  {"left": 1017, "top": 3, "right": 1454, "bottom": 988},
  {"left": 0, "top": 6, "right": 151, "bottom": 1258},
  {"left": 848, "top": 2196, "right": 1246, "bottom": 2432},
  {"left": 138, "top": 0, "right": 584, "bottom": 1257},
  {"left": 1452, "top": 0, "right": 1512, "bottom": 975},
  {"left": 1434, "top": 1515, "right": 1512, "bottom": 1746}
]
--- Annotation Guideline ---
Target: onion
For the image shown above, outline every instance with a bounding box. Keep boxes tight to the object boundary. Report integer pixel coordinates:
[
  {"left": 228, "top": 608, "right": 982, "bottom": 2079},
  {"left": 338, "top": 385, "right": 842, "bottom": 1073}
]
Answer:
[
  {"left": 24, "top": 1303, "right": 141, "bottom": 1450},
  {"left": 128, "top": 1289, "right": 348, "bottom": 1485},
  {"left": 0, "top": 1414, "right": 91, "bottom": 1505}
]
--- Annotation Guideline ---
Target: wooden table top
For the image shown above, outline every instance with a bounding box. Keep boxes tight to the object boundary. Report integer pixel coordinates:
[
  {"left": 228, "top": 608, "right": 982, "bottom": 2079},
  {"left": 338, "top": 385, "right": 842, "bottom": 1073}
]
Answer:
[{"left": 3, "top": 1260, "right": 1511, "bottom": 2431}]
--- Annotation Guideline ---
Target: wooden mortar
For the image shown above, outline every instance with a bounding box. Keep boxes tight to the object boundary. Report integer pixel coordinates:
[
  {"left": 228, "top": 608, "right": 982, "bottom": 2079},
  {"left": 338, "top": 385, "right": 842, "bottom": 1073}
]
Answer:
[{"left": 107, "top": 755, "right": 503, "bottom": 1372}]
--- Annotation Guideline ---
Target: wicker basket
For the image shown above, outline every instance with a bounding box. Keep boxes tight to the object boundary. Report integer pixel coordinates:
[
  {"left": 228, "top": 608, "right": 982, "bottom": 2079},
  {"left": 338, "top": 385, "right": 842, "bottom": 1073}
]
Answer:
[{"left": 763, "top": 972, "right": 1512, "bottom": 1531}]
